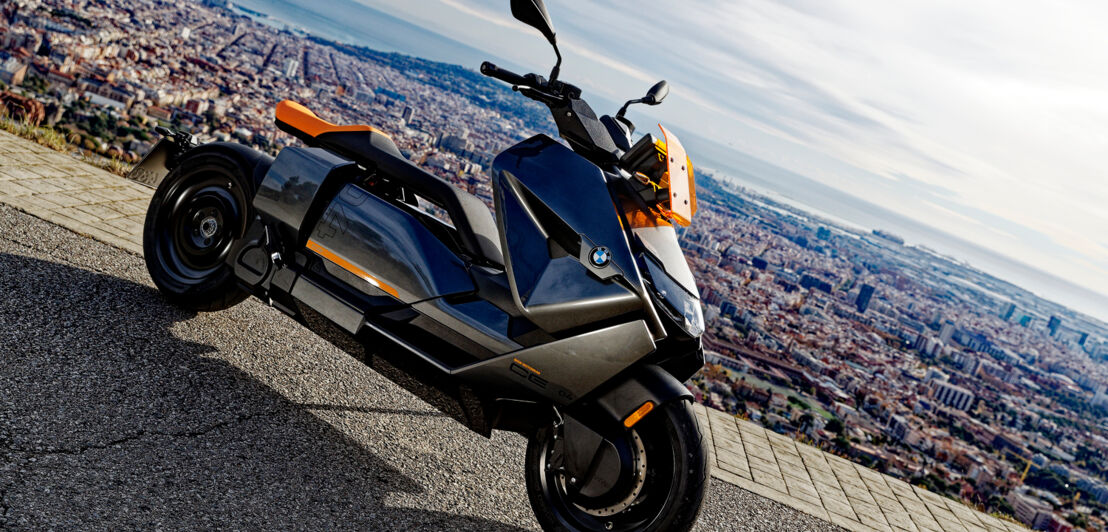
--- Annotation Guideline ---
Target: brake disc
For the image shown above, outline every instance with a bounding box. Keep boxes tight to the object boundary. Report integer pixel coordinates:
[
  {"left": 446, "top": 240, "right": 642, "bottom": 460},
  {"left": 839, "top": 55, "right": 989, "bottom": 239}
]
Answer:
[{"left": 567, "top": 429, "right": 648, "bottom": 518}]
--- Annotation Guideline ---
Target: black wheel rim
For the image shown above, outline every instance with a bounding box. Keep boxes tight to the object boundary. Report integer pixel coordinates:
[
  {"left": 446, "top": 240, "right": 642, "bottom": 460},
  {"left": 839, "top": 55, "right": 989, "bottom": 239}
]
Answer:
[
  {"left": 153, "top": 168, "right": 248, "bottom": 285},
  {"left": 535, "top": 417, "right": 678, "bottom": 532}
]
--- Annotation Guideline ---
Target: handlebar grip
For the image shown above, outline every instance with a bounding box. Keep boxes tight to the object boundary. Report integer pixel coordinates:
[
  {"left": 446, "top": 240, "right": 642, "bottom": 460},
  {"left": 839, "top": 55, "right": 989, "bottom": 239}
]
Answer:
[{"left": 480, "top": 61, "right": 529, "bottom": 86}]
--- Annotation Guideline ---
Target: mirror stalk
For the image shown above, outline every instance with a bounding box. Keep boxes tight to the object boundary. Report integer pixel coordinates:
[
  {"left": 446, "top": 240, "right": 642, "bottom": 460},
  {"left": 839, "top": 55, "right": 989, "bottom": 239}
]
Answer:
[
  {"left": 616, "top": 98, "right": 642, "bottom": 119},
  {"left": 549, "top": 43, "right": 562, "bottom": 82}
]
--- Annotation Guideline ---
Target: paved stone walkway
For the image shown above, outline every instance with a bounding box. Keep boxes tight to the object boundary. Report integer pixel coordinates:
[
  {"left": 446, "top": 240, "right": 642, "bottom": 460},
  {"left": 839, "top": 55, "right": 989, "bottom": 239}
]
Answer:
[
  {"left": 0, "top": 131, "right": 150, "bottom": 254},
  {"left": 693, "top": 405, "right": 1025, "bottom": 532},
  {"left": 0, "top": 130, "right": 1024, "bottom": 532}
]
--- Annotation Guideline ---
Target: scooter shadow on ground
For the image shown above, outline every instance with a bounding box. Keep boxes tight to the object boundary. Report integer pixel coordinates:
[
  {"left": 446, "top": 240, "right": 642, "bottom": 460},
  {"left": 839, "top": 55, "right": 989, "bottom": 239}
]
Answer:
[{"left": 0, "top": 251, "right": 530, "bottom": 531}]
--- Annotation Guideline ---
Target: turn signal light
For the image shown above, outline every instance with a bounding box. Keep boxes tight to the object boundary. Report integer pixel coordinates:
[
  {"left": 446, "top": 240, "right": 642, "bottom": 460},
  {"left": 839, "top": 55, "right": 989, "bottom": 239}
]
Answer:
[{"left": 623, "top": 401, "right": 656, "bottom": 428}]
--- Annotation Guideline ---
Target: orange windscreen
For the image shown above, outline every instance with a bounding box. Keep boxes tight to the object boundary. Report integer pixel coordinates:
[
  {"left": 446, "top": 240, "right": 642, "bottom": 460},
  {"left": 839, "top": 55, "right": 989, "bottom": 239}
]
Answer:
[
  {"left": 620, "top": 196, "right": 672, "bottom": 229},
  {"left": 658, "top": 124, "right": 696, "bottom": 226}
]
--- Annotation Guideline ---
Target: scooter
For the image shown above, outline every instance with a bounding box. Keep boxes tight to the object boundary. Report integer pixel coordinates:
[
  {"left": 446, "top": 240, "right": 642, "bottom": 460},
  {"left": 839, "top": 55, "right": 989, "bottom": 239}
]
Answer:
[{"left": 136, "top": 1, "right": 708, "bottom": 530}]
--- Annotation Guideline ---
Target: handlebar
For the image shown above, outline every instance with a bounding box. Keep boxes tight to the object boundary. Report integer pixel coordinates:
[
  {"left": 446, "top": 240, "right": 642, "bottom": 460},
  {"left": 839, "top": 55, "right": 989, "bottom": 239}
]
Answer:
[
  {"left": 479, "top": 60, "right": 611, "bottom": 161},
  {"left": 480, "top": 62, "right": 529, "bottom": 87}
]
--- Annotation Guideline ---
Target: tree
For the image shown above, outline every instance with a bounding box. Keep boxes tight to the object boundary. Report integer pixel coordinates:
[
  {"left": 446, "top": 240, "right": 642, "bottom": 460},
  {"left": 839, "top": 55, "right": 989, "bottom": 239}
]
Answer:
[
  {"left": 798, "top": 413, "right": 815, "bottom": 431},
  {"left": 826, "top": 418, "right": 844, "bottom": 434}
]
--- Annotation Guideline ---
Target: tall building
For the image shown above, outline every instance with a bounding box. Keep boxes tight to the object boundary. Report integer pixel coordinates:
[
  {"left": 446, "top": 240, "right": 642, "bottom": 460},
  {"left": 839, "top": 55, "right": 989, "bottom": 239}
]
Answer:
[
  {"left": 1000, "top": 302, "right": 1016, "bottom": 321},
  {"left": 855, "top": 284, "right": 875, "bottom": 314},
  {"left": 1048, "top": 315, "right": 1062, "bottom": 336},
  {"left": 1006, "top": 491, "right": 1053, "bottom": 529},
  {"left": 284, "top": 58, "right": 299, "bottom": 78},
  {"left": 1093, "top": 384, "right": 1108, "bottom": 409},
  {"left": 799, "top": 274, "right": 831, "bottom": 293},
  {"left": 939, "top": 320, "right": 955, "bottom": 345},
  {"left": 925, "top": 368, "right": 948, "bottom": 383},
  {"left": 401, "top": 105, "right": 415, "bottom": 123},
  {"left": 929, "top": 380, "right": 974, "bottom": 410}
]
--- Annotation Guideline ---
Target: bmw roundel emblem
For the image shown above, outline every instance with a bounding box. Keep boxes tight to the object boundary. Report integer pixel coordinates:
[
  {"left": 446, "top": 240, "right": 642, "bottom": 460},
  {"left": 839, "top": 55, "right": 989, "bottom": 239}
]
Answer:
[{"left": 589, "top": 246, "right": 611, "bottom": 268}]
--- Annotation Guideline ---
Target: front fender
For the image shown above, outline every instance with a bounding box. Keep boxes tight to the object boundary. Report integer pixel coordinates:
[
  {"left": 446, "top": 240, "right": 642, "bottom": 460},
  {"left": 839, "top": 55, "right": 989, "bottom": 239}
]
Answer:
[
  {"left": 589, "top": 364, "right": 692, "bottom": 430},
  {"left": 487, "top": 364, "right": 692, "bottom": 437},
  {"left": 555, "top": 364, "right": 693, "bottom": 491}
]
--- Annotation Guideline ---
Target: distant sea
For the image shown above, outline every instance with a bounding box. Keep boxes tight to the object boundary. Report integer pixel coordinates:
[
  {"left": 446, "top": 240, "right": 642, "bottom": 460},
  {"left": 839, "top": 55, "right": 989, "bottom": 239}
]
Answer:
[
  {"left": 230, "top": 0, "right": 512, "bottom": 70},
  {"left": 683, "top": 133, "right": 1108, "bottom": 324},
  {"left": 228, "top": 0, "right": 1108, "bottom": 324}
]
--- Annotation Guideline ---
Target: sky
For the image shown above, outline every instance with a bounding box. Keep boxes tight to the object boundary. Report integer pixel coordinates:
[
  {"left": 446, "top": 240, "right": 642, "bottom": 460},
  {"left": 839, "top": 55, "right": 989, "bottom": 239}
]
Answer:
[{"left": 351, "top": 0, "right": 1108, "bottom": 318}]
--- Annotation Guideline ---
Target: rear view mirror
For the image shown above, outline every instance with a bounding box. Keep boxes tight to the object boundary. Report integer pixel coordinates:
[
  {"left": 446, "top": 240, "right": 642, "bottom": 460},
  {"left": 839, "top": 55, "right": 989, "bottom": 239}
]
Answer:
[
  {"left": 644, "top": 80, "right": 669, "bottom": 105},
  {"left": 617, "top": 80, "right": 671, "bottom": 118},
  {"left": 511, "top": 0, "right": 557, "bottom": 45}
]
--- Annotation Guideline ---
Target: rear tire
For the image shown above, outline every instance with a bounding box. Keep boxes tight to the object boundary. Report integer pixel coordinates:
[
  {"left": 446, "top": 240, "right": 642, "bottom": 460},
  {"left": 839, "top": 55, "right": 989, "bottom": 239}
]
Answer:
[
  {"left": 525, "top": 400, "right": 709, "bottom": 532},
  {"left": 143, "top": 152, "right": 254, "bottom": 311}
]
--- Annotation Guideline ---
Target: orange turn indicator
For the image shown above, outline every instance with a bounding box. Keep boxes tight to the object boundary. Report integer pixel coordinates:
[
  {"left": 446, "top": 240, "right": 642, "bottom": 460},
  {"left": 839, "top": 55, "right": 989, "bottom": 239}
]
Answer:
[{"left": 623, "top": 401, "right": 656, "bottom": 428}]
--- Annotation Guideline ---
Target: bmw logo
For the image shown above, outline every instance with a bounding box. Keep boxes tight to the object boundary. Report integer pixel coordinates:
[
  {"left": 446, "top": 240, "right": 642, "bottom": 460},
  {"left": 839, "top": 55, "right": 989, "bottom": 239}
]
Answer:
[{"left": 589, "top": 246, "right": 611, "bottom": 268}]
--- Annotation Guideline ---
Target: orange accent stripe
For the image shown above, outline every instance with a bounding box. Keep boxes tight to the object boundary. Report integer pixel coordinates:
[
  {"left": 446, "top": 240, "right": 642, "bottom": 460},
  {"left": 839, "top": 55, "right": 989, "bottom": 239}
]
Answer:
[
  {"left": 512, "top": 357, "right": 541, "bottom": 375},
  {"left": 306, "top": 239, "right": 400, "bottom": 298},
  {"left": 623, "top": 401, "right": 656, "bottom": 428},
  {"left": 275, "top": 100, "right": 392, "bottom": 139}
]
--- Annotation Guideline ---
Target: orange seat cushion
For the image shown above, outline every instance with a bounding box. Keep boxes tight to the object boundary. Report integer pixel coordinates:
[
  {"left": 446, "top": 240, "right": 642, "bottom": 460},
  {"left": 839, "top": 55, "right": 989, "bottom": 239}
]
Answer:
[{"left": 275, "top": 100, "right": 387, "bottom": 139}]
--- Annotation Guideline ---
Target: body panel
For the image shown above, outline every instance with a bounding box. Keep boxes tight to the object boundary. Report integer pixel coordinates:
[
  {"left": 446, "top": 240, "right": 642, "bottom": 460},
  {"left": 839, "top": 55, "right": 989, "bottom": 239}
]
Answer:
[
  {"left": 254, "top": 146, "right": 358, "bottom": 246},
  {"left": 457, "top": 320, "right": 656, "bottom": 405},
  {"left": 412, "top": 298, "right": 521, "bottom": 357},
  {"left": 632, "top": 225, "right": 698, "bottom": 295},
  {"left": 308, "top": 183, "right": 474, "bottom": 303},
  {"left": 492, "top": 135, "right": 645, "bottom": 333}
]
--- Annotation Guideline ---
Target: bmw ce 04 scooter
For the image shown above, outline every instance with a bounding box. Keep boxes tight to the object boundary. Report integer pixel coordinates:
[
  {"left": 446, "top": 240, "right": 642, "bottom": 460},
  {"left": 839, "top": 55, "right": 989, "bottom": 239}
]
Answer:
[{"left": 137, "top": 1, "right": 709, "bottom": 530}]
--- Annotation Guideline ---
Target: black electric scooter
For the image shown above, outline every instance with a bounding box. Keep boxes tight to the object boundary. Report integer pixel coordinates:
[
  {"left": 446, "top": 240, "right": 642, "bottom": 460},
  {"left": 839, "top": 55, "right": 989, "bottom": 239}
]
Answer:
[{"left": 136, "top": 1, "right": 709, "bottom": 530}]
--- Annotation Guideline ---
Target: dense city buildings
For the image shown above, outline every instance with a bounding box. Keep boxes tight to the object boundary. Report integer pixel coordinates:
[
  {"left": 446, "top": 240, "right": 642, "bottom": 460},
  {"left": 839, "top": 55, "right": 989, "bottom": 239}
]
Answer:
[{"left": 2, "top": 1, "right": 1108, "bottom": 529}]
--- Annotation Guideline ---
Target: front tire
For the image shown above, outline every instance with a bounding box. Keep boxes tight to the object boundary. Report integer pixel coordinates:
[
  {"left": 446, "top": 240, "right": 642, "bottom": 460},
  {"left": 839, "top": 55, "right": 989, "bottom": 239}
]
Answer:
[
  {"left": 143, "top": 152, "right": 254, "bottom": 311},
  {"left": 525, "top": 400, "right": 709, "bottom": 532}
]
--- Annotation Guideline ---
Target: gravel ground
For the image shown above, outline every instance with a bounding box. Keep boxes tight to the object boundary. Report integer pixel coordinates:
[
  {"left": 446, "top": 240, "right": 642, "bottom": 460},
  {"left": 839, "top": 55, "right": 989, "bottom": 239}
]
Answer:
[{"left": 0, "top": 203, "right": 841, "bottom": 531}]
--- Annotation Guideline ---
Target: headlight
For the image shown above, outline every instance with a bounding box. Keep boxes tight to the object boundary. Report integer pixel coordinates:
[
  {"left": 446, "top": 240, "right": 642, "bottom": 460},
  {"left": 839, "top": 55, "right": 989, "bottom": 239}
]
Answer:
[{"left": 641, "top": 253, "right": 703, "bottom": 337}]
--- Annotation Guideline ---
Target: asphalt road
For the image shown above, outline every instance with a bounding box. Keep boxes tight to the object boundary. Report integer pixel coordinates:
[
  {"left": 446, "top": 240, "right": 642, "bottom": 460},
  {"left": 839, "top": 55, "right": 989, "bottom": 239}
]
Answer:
[{"left": 0, "top": 203, "right": 841, "bottom": 531}]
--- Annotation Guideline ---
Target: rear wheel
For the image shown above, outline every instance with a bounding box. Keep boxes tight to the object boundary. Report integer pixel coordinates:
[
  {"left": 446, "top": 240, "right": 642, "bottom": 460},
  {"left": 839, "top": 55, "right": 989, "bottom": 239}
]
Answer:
[
  {"left": 143, "top": 152, "right": 254, "bottom": 311},
  {"left": 525, "top": 400, "right": 709, "bottom": 532}
]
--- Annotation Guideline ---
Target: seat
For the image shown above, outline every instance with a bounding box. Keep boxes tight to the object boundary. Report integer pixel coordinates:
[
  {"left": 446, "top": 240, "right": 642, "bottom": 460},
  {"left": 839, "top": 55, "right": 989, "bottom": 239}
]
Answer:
[
  {"left": 274, "top": 101, "right": 503, "bottom": 267},
  {"left": 275, "top": 100, "right": 403, "bottom": 158}
]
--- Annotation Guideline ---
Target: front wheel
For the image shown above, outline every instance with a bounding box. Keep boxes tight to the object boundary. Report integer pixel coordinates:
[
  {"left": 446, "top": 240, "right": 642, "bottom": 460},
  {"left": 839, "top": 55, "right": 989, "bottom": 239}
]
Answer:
[{"left": 525, "top": 400, "right": 709, "bottom": 532}]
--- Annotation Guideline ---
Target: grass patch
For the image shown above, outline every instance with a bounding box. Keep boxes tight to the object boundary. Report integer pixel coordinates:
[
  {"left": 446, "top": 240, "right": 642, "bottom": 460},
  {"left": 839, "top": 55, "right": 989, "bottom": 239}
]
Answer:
[{"left": 0, "top": 112, "right": 132, "bottom": 177}]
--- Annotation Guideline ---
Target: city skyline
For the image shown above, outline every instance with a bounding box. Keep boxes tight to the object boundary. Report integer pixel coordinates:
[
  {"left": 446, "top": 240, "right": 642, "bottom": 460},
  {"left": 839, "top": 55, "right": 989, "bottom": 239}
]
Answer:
[
  {"left": 282, "top": 0, "right": 1108, "bottom": 321},
  {"left": 3, "top": 0, "right": 1108, "bottom": 527}
]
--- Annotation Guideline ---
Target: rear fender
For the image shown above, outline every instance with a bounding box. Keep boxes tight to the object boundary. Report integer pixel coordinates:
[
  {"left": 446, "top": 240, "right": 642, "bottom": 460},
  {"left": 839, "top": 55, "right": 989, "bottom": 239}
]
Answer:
[
  {"left": 128, "top": 139, "right": 274, "bottom": 190},
  {"left": 183, "top": 142, "right": 275, "bottom": 191}
]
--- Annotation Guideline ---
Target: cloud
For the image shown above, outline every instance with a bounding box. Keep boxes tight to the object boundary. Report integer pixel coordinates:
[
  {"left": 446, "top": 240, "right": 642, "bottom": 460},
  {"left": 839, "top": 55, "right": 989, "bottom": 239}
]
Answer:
[{"left": 360, "top": 0, "right": 1108, "bottom": 309}]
